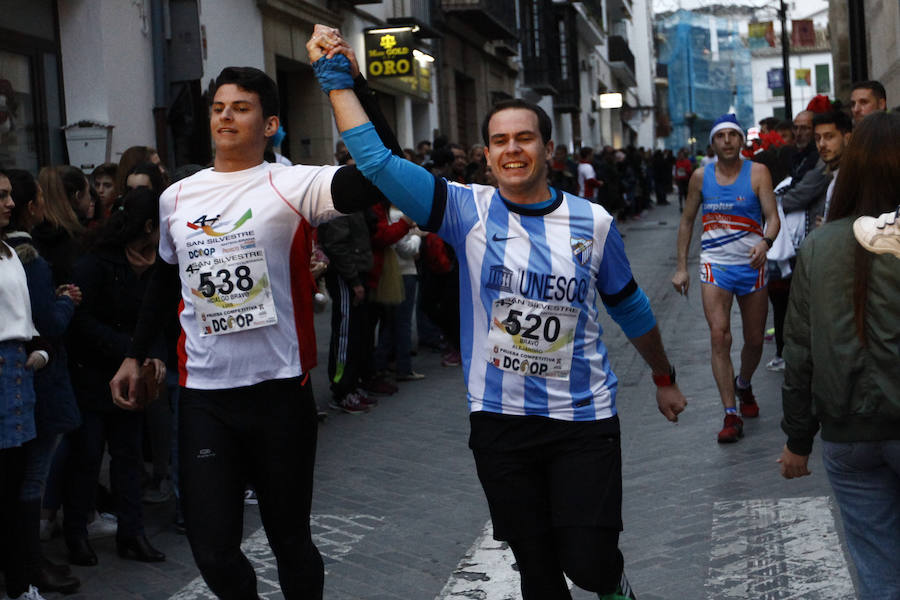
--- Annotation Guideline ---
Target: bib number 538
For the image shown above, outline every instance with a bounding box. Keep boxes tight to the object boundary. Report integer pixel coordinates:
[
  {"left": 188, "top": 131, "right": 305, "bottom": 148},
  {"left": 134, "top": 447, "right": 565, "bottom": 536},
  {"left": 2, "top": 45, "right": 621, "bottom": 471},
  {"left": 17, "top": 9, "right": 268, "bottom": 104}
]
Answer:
[{"left": 199, "top": 265, "right": 254, "bottom": 298}]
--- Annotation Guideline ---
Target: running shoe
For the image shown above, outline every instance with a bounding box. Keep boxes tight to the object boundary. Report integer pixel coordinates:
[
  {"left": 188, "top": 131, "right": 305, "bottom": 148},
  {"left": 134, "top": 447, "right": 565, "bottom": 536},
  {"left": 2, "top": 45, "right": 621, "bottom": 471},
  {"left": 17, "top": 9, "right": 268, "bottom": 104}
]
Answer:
[
  {"left": 717, "top": 413, "right": 744, "bottom": 443},
  {"left": 441, "top": 350, "right": 462, "bottom": 367},
  {"left": 396, "top": 371, "right": 426, "bottom": 381},
  {"left": 735, "top": 377, "right": 759, "bottom": 418},
  {"left": 363, "top": 378, "right": 398, "bottom": 396},
  {"left": 355, "top": 388, "right": 378, "bottom": 408},
  {"left": 766, "top": 357, "right": 785, "bottom": 372},
  {"left": 1, "top": 585, "right": 48, "bottom": 600},
  {"left": 329, "top": 392, "right": 369, "bottom": 415},
  {"left": 600, "top": 569, "right": 638, "bottom": 599},
  {"left": 86, "top": 511, "right": 118, "bottom": 539},
  {"left": 853, "top": 206, "right": 900, "bottom": 258}
]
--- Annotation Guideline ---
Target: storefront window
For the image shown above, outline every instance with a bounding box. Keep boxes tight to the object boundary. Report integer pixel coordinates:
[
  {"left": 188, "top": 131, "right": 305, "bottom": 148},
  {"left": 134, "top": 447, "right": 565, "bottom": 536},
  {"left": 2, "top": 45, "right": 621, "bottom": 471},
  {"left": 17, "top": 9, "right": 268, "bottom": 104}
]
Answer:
[{"left": 0, "top": 50, "right": 39, "bottom": 172}]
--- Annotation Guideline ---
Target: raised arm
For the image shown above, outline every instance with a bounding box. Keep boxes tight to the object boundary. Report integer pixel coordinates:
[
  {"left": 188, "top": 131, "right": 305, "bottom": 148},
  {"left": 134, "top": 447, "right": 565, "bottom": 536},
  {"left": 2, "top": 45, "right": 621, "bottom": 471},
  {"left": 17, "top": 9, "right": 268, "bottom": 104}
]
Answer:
[{"left": 307, "top": 25, "right": 436, "bottom": 226}]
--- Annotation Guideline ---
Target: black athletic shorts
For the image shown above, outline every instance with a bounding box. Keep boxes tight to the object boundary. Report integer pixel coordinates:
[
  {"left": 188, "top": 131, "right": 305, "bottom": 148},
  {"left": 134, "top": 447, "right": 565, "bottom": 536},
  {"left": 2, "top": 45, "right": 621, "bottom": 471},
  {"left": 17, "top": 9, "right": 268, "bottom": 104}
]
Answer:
[{"left": 469, "top": 411, "right": 622, "bottom": 541}]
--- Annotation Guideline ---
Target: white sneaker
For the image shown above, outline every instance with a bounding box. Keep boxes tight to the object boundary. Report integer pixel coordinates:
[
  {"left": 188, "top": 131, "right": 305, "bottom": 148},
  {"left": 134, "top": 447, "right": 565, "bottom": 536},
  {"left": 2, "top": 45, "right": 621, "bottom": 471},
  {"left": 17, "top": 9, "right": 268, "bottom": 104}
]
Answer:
[
  {"left": 2, "top": 585, "right": 48, "bottom": 600},
  {"left": 86, "top": 510, "right": 118, "bottom": 539},
  {"left": 853, "top": 207, "right": 900, "bottom": 258},
  {"left": 766, "top": 357, "right": 785, "bottom": 372},
  {"left": 142, "top": 478, "right": 173, "bottom": 504}
]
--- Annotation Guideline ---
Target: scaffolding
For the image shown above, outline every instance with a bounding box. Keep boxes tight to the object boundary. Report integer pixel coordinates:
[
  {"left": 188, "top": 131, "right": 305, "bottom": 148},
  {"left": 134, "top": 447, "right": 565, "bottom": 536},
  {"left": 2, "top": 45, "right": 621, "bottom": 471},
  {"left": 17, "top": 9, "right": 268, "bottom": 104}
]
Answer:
[{"left": 656, "top": 10, "right": 754, "bottom": 151}]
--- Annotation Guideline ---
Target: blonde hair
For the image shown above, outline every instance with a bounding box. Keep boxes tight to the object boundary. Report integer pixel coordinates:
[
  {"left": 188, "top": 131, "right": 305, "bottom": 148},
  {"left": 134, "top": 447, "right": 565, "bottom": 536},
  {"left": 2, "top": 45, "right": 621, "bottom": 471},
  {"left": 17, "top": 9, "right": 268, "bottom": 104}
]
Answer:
[{"left": 37, "top": 166, "right": 85, "bottom": 237}]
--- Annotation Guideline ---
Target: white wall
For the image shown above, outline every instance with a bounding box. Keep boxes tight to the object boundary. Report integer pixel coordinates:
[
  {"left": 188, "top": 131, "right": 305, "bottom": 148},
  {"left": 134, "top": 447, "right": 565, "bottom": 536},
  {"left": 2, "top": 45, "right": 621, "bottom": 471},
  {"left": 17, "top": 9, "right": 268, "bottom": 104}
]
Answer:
[
  {"left": 58, "top": 0, "right": 156, "bottom": 160},
  {"left": 631, "top": 0, "right": 656, "bottom": 147},
  {"left": 199, "top": 0, "right": 265, "bottom": 86},
  {"left": 751, "top": 50, "right": 833, "bottom": 123}
]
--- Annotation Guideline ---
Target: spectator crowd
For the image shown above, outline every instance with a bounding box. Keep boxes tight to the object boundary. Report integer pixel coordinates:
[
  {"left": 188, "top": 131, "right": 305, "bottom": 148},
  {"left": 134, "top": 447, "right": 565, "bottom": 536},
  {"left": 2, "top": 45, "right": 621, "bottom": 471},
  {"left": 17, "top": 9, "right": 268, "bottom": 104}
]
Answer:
[{"left": 1, "top": 69, "right": 898, "bottom": 600}]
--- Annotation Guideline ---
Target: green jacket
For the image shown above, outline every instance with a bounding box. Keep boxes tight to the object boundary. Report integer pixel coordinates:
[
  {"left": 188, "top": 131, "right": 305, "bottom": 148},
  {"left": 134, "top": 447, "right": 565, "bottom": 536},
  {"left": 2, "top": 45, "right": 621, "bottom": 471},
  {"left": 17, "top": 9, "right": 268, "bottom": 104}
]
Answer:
[{"left": 781, "top": 217, "right": 900, "bottom": 455}]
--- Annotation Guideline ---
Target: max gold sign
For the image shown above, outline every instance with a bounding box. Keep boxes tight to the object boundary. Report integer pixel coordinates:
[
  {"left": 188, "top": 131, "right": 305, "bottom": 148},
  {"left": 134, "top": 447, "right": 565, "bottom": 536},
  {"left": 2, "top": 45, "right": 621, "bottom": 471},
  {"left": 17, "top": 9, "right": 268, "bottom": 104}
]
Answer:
[{"left": 365, "top": 30, "right": 413, "bottom": 78}]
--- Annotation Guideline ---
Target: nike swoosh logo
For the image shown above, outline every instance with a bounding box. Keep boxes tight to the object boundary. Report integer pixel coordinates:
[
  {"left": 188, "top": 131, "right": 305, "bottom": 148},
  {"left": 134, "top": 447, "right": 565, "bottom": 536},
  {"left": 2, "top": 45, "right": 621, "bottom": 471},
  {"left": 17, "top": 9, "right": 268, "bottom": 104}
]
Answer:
[{"left": 492, "top": 233, "right": 518, "bottom": 242}]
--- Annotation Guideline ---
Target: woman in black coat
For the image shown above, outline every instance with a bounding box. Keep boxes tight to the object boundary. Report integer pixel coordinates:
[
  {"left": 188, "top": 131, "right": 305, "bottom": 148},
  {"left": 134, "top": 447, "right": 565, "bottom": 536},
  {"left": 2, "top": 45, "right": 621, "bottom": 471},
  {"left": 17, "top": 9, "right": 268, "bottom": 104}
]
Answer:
[{"left": 63, "top": 187, "right": 166, "bottom": 566}]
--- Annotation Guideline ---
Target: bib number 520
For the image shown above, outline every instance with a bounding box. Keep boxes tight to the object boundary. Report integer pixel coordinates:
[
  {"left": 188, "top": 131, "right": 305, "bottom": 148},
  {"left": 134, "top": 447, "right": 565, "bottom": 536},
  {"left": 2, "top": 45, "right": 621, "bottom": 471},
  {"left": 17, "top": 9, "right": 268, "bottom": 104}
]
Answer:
[
  {"left": 199, "top": 265, "right": 254, "bottom": 298},
  {"left": 502, "top": 309, "right": 561, "bottom": 342}
]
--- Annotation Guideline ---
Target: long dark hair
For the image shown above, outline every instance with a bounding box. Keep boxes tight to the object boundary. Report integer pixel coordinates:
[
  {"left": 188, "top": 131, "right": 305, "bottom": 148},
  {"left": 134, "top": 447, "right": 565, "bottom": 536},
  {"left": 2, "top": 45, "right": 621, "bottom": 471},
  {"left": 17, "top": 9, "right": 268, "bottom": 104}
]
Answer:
[
  {"left": 126, "top": 162, "right": 164, "bottom": 195},
  {"left": 94, "top": 187, "right": 159, "bottom": 250},
  {"left": 825, "top": 111, "right": 900, "bottom": 343},
  {"left": 4, "top": 168, "right": 38, "bottom": 232}
]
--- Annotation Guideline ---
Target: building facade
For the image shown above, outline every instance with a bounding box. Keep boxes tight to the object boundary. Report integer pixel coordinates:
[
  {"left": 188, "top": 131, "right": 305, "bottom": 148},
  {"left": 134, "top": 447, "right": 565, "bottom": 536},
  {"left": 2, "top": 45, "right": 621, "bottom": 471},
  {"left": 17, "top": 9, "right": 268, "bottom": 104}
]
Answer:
[
  {"left": 1, "top": 0, "right": 667, "bottom": 174},
  {"left": 830, "top": 0, "right": 900, "bottom": 107}
]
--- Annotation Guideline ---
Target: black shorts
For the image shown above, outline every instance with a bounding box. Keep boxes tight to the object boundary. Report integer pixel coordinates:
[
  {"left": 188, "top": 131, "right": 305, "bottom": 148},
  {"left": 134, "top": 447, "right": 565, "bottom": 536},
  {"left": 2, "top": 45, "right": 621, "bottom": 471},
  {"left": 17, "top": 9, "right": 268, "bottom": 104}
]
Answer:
[{"left": 470, "top": 411, "right": 622, "bottom": 541}]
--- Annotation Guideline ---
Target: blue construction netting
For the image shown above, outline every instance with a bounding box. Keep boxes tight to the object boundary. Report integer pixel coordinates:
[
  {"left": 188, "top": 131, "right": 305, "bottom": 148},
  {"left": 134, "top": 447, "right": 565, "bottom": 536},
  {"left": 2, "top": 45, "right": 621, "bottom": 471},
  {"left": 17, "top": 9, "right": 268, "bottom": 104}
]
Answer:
[{"left": 656, "top": 10, "right": 754, "bottom": 151}]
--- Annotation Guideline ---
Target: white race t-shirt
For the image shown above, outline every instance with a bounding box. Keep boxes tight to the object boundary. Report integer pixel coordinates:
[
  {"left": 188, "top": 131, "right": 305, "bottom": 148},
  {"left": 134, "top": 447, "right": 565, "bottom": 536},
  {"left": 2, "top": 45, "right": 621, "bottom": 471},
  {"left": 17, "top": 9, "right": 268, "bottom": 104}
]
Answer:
[
  {"left": 159, "top": 162, "right": 341, "bottom": 389},
  {"left": 577, "top": 162, "right": 597, "bottom": 200}
]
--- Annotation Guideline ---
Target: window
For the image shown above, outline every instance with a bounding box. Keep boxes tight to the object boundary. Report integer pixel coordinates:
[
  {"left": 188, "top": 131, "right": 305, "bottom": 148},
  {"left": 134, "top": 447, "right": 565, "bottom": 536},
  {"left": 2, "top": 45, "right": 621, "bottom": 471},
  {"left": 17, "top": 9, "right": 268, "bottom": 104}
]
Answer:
[
  {"left": 0, "top": 50, "right": 38, "bottom": 171},
  {"left": 815, "top": 64, "right": 830, "bottom": 94}
]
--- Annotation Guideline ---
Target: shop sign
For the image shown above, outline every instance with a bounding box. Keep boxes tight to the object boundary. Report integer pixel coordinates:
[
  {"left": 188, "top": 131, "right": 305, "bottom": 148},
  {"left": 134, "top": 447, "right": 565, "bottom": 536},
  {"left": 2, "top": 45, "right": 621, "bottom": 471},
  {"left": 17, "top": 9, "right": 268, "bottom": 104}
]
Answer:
[
  {"left": 366, "top": 30, "right": 414, "bottom": 78},
  {"left": 364, "top": 29, "right": 432, "bottom": 100}
]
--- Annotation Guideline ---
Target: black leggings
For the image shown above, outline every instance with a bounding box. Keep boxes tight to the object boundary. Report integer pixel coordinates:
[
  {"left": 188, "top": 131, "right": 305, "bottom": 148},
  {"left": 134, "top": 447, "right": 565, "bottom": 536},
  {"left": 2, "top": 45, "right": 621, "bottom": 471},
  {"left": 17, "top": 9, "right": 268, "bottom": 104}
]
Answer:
[
  {"left": 1, "top": 447, "right": 28, "bottom": 597},
  {"left": 508, "top": 527, "right": 623, "bottom": 599},
  {"left": 768, "top": 277, "right": 791, "bottom": 357},
  {"left": 179, "top": 376, "right": 323, "bottom": 600}
]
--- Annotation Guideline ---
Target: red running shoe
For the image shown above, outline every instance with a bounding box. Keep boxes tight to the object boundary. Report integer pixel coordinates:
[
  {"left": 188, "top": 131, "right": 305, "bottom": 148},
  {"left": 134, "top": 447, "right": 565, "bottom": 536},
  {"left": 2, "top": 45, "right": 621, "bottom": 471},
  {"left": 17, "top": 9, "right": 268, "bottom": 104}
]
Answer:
[
  {"left": 735, "top": 377, "right": 759, "bottom": 418},
  {"left": 363, "top": 378, "right": 398, "bottom": 396},
  {"left": 717, "top": 414, "right": 744, "bottom": 443}
]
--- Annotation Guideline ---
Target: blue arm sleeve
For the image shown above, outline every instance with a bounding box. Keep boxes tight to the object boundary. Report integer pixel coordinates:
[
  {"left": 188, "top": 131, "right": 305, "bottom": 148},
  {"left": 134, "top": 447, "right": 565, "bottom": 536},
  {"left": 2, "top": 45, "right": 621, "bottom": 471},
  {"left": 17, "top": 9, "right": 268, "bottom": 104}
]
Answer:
[
  {"left": 604, "top": 287, "right": 657, "bottom": 339},
  {"left": 342, "top": 123, "right": 435, "bottom": 225}
]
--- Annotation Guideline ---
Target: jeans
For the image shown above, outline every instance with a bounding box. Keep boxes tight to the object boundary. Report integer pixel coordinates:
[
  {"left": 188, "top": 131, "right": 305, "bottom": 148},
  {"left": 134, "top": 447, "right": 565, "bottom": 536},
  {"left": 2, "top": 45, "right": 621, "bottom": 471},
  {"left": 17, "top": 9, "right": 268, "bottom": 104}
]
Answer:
[
  {"left": 376, "top": 274, "right": 418, "bottom": 374},
  {"left": 823, "top": 440, "right": 900, "bottom": 600},
  {"left": 20, "top": 432, "right": 62, "bottom": 501},
  {"left": 179, "top": 376, "right": 323, "bottom": 599}
]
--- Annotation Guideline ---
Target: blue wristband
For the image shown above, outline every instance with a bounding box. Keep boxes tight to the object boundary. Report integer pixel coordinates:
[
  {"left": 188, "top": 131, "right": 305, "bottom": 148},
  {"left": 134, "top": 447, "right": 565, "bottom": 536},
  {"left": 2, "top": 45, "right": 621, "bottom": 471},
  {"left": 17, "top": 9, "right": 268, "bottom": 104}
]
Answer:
[{"left": 312, "top": 55, "right": 355, "bottom": 94}]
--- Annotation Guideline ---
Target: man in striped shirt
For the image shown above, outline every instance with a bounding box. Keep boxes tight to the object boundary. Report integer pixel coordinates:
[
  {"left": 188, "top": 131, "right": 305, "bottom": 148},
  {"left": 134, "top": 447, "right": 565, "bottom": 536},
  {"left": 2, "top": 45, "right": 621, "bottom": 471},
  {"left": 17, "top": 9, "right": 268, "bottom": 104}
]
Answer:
[{"left": 309, "top": 27, "right": 687, "bottom": 600}]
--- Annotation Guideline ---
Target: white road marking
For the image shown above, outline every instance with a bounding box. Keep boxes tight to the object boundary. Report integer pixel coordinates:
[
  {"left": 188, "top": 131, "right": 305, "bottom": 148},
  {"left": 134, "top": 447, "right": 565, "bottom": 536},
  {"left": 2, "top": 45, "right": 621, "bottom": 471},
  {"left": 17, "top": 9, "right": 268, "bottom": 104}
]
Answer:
[
  {"left": 436, "top": 521, "right": 573, "bottom": 600},
  {"left": 706, "top": 496, "right": 855, "bottom": 599},
  {"left": 168, "top": 513, "right": 384, "bottom": 600}
]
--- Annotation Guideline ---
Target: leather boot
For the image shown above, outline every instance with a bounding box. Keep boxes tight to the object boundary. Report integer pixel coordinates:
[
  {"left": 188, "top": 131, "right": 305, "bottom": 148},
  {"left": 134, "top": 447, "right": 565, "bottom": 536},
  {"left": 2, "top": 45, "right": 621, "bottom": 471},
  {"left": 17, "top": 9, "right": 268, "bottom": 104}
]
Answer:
[
  {"left": 41, "top": 556, "right": 72, "bottom": 576},
  {"left": 65, "top": 537, "right": 98, "bottom": 566},
  {"left": 116, "top": 535, "right": 165, "bottom": 562},
  {"left": 32, "top": 563, "right": 81, "bottom": 594}
]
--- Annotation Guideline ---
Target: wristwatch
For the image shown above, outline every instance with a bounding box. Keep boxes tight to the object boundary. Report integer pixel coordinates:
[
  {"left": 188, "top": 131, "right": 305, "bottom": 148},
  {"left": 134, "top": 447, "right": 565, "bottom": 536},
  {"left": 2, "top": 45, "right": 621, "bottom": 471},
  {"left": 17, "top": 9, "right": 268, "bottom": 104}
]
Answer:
[
  {"left": 762, "top": 236, "right": 774, "bottom": 249},
  {"left": 652, "top": 365, "right": 676, "bottom": 387}
]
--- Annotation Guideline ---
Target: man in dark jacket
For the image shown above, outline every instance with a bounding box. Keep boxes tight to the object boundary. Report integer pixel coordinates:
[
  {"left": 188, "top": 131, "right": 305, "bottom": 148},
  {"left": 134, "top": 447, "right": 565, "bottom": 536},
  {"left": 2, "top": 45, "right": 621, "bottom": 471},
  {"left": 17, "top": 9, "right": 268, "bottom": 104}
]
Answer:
[{"left": 318, "top": 208, "right": 374, "bottom": 414}]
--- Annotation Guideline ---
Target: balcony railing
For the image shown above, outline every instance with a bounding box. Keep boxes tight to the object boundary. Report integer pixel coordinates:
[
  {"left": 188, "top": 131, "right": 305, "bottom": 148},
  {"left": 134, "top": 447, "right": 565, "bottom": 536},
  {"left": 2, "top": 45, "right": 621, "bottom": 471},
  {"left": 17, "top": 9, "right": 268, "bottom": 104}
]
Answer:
[
  {"left": 608, "top": 35, "right": 636, "bottom": 86},
  {"left": 440, "top": 0, "right": 518, "bottom": 40},
  {"left": 521, "top": 0, "right": 559, "bottom": 95},
  {"left": 554, "top": 3, "right": 580, "bottom": 112}
]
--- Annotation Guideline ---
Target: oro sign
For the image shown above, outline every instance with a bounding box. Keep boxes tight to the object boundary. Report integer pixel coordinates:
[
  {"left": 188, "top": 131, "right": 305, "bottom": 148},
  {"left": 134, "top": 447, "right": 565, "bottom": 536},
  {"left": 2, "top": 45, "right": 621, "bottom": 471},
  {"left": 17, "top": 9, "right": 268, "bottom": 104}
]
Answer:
[{"left": 365, "top": 30, "right": 413, "bottom": 78}]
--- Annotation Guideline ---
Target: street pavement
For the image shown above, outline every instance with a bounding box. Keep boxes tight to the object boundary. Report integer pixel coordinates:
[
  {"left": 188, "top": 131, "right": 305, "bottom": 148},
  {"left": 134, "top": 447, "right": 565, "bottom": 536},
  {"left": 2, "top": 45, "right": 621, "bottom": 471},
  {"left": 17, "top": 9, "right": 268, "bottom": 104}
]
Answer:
[{"left": 34, "top": 199, "right": 858, "bottom": 599}]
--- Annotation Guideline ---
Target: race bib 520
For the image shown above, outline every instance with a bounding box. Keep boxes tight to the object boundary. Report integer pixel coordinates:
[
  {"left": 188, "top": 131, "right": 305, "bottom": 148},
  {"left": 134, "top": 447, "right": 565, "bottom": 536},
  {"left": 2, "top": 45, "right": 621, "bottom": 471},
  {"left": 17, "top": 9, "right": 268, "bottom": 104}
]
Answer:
[{"left": 486, "top": 296, "right": 579, "bottom": 380}]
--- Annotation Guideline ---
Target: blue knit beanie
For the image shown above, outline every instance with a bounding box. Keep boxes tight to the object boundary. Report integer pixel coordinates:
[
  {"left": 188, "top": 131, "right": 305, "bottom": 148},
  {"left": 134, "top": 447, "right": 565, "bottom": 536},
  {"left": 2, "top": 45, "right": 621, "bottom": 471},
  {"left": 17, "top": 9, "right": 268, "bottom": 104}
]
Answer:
[{"left": 709, "top": 114, "right": 744, "bottom": 143}]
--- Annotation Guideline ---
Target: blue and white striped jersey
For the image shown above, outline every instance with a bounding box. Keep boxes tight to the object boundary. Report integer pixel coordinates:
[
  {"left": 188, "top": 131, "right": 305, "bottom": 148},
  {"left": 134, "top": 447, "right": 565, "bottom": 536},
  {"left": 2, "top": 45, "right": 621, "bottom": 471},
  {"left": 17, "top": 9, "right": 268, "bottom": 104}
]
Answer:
[{"left": 433, "top": 182, "right": 635, "bottom": 421}]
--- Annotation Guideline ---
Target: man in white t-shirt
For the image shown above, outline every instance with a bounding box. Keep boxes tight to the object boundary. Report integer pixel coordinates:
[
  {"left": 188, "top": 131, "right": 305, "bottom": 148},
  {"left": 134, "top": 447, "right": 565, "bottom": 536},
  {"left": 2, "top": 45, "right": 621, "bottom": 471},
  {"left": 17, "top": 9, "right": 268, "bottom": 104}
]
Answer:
[
  {"left": 110, "top": 66, "right": 393, "bottom": 599},
  {"left": 577, "top": 146, "right": 601, "bottom": 202}
]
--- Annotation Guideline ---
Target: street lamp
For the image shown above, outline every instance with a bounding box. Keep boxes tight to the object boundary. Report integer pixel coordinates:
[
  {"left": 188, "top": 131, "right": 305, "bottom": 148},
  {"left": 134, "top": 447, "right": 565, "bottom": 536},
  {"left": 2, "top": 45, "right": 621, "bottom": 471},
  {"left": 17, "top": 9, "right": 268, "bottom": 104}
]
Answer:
[{"left": 684, "top": 111, "right": 697, "bottom": 154}]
